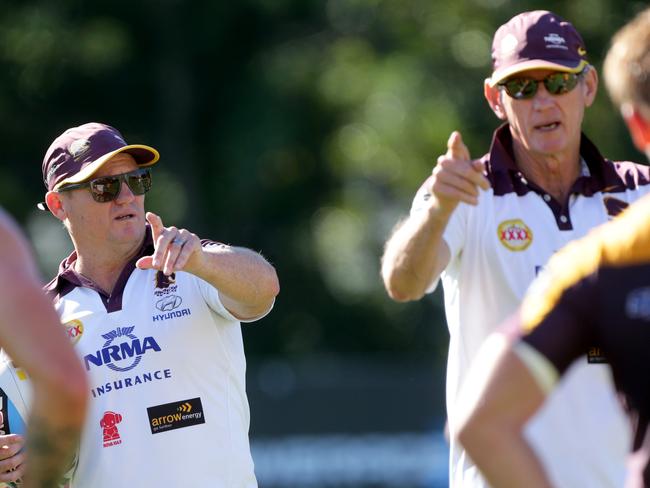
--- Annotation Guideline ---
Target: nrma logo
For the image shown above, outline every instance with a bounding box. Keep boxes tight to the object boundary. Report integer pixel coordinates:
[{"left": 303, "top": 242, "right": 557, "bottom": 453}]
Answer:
[{"left": 84, "top": 326, "right": 161, "bottom": 372}]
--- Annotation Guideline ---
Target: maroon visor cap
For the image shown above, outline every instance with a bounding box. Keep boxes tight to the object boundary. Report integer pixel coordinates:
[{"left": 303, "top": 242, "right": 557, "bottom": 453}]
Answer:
[
  {"left": 488, "top": 10, "right": 589, "bottom": 86},
  {"left": 41, "top": 122, "right": 159, "bottom": 195}
]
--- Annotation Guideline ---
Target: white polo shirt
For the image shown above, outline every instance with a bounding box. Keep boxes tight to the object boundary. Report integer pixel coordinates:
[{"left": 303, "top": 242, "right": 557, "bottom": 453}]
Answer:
[
  {"left": 44, "top": 230, "right": 267, "bottom": 487},
  {"left": 413, "top": 125, "right": 650, "bottom": 488}
]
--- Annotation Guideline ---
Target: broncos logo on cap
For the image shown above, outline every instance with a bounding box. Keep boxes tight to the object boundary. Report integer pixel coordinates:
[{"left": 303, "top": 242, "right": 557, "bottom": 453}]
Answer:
[{"left": 69, "top": 138, "right": 91, "bottom": 161}]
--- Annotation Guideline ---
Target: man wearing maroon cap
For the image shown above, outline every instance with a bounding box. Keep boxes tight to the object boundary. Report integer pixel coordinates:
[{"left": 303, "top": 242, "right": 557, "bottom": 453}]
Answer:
[
  {"left": 382, "top": 10, "right": 650, "bottom": 487},
  {"left": 10, "top": 122, "right": 279, "bottom": 486},
  {"left": 457, "top": 8, "right": 650, "bottom": 487}
]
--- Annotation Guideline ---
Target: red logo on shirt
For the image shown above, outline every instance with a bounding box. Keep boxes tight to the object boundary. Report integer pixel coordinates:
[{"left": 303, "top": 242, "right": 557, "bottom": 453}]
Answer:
[
  {"left": 63, "top": 319, "right": 84, "bottom": 345},
  {"left": 100, "top": 411, "right": 123, "bottom": 447},
  {"left": 498, "top": 219, "right": 533, "bottom": 251}
]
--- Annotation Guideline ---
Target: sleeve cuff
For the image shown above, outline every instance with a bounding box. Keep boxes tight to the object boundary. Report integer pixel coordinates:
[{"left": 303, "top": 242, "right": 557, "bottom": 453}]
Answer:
[{"left": 512, "top": 341, "right": 559, "bottom": 394}]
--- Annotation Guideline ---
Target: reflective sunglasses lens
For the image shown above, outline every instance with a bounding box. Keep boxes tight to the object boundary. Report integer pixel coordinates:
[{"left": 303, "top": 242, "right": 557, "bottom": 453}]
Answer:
[
  {"left": 504, "top": 79, "right": 538, "bottom": 99},
  {"left": 126, "top": 171, "right": 151, "bottom": 195},
  {"left": 89, "top": 177, "right": 121, "bottom": 202},
  {"left": 544, "top": 73, "right": 578, "bottom": 94},
  {"left": 519, "top": 80, "right": 538, "bottom": 99}
]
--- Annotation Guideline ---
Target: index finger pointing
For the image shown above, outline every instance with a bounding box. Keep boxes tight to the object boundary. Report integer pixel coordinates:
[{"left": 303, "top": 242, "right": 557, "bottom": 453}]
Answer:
[
  {"left": 446, "top": 131, "right": 470, "bottom": 161},
  {"left": 146, "top": 212, "right": 164, "bottom": 240}
]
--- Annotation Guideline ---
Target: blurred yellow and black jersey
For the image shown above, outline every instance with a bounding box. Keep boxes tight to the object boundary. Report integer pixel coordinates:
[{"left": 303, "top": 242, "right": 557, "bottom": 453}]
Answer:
[{"left": 517, "top": 193, "right": 650, "bottom": 488}]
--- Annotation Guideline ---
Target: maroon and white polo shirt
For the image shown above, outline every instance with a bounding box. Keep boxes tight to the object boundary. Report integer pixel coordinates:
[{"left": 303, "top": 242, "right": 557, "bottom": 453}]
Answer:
[
  {"left": 412, "top": 124, "right": 650, "bottom": 488},
  {"left": 43, "top": 229, "right": 269, "bottom": 487}
]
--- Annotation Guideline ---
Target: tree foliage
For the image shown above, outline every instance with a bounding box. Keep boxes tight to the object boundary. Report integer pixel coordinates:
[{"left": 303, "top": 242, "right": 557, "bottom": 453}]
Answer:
[{"left": 2, "top": 0, "right": 646, "bottom": 357}]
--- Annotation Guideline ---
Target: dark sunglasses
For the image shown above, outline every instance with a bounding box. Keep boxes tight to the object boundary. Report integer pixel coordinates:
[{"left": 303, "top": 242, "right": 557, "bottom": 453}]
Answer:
[
  {"left": 498, "top": 69, "right": 587, "bottom": 100},
  {"left": 57, "top": 168, "right": 152, "bottom": 203}
]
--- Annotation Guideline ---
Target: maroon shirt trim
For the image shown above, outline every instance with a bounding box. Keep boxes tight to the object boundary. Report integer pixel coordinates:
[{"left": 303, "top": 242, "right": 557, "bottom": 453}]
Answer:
[
  {"left": 44, "top": 228, "right": 226, "bottom": 313},
  {"left": 44, "top": 226, "right": 156, "bottom": 313},
  {"left": 483, "top": 124, "right": 650, "bottom": 230}
]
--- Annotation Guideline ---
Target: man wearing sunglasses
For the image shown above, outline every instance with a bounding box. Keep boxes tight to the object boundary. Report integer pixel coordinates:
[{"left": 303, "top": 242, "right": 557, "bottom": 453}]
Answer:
[
  {"left": 20, "top": 122, "right": 279, "bottom": 487},
  {"left": 457, "top": 8, "right": 650, "bottom": 487},
  {"left": 382, "top": 10, "right": 650, "bottom": 488}
]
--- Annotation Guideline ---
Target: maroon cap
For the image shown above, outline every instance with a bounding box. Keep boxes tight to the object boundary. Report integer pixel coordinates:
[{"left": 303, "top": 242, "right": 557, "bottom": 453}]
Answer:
[
  {"left": 488, "top": 10, "right": 589, "bottom": 86},
  {"left": 42, "top": 122, "right": 159, "bottom": 192}
]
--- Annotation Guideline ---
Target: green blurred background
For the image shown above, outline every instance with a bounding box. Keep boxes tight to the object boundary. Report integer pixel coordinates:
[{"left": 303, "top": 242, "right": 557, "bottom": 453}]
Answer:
[{"left": 1, "top": 0, "right": 647, "bottom": 486}]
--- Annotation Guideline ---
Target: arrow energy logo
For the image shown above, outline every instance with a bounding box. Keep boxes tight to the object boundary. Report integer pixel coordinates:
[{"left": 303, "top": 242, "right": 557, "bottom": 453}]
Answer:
[{"left": 147, "top": 397, "right": 205, "bottom": 434}]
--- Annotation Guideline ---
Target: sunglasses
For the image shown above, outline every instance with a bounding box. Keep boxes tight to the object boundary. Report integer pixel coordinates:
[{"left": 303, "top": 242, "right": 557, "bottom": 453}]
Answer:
[
  {"left": 498, "top": 69, "right": 587, "bottom": 100},
  {"left": 57, "top": 168, "right": 152, "bottom": 203}
]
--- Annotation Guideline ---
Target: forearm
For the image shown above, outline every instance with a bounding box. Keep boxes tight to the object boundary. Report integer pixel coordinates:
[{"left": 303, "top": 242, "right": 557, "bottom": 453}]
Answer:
[
  {"left": 187, "top": 244, "right": 280, "bottom": 319},
  {"left": 23, "top": 337, "right": 87, "bottom": 488},
  {"left": 381, "top": 203, "right": 452, "bottom": 301},
  {"left": 463, "top": 426, "right": 553, "bottom": 488},
  {"left": 457, "top": 336, "right": 554, "bottom": 488},
  {"left": 23, "top": 388, "right": 84, "bottom": 488},
  {"left": 0, "top": 274, "right": 87, "bottom": 488}
]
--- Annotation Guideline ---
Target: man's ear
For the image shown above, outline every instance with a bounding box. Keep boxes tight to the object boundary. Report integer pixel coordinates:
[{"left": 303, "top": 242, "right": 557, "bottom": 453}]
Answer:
[
  {"left": 484, "top": 79, "right": 507, "bottom": 120},
  {"left": 621, "top": 103, "right": 650, "bottom": 154},
  {"left": 582, "top": 66, "right": 598, "bottom": 108},
  {"left": 45, "top": 191, "right": 67, "bottom": 221}
]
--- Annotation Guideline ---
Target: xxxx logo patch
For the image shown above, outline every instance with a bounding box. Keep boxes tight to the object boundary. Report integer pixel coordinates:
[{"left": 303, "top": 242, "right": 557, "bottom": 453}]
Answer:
[
  {"left": 498, "top": 219, "right": 533, "bottom": 251},
  {"left": 63, "top": 319, "right": 84, "bottom": 345}
]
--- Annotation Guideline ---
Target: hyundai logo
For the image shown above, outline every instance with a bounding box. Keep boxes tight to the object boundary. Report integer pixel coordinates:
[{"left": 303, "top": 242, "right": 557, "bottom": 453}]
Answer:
[{"left": 155, "top": 295, "right": 183, "bottom": 312}]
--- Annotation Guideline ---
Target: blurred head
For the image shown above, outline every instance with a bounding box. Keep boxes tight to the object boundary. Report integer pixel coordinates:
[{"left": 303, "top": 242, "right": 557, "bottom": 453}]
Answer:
[
  {"left": 484, "top": 11, "right": 597, "bottom": 160},
  {"left": 604, "top": 8, "right": 650, "bottom": 158},
  {"left": 42, "top": 123, "right": 159, "bottom": 252}
]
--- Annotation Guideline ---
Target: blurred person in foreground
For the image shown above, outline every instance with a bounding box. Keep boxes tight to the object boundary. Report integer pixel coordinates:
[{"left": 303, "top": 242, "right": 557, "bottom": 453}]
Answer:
[
  {"left": 381, "top": 9, "right": 650, "bottom": 488},
  {"left": 28, "top": 122, "right": 278, "bottom": 487},
  {"left": 0, "top": 209, "right": 87, "bottom": 487},
  {"left": 456, "top": 7, "right": 650, "bottom": 488}
]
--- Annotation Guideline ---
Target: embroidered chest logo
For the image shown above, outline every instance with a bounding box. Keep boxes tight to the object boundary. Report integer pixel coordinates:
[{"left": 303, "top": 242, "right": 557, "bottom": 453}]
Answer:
[
  {"left": 83, "top": 326, "right": 161, "bottom": 372},
  {"left": 155, "top": 295, "right": 182, "bottom": 312},
  {"left": 498, "top": 219, "right": 533, "bottom": 251},
  {"left": 154, "top": 271, "right": 176, "bottom": 288},
  {"left": 63, "top": 319, "right": 84, "bottom": 345},
  {"left": 154, "top": 271, "right": 178, "bottom": 297},
  {"left": 100, "top": 411, "right": 123, "bottom": 447},
  {"left": 152, "top": 272, "right": 192, "bottom": 323}
]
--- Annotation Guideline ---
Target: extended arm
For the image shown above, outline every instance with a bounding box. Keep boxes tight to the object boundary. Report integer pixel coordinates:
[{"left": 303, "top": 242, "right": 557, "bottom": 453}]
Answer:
[
  {"left": 137, "top": 212, "right": 279, "bottom": 320},
  {"left": 381, "top": 206, "right": 452, "bottom": 301},
  {"left": 187, "top": 243, "right": 279, "bottom": 320},
  {"left": 381, "top": 131, "right": 488, "bottom": 301},
  {"left": 0, "top": 210, "right": 88, "bottom": 488}
]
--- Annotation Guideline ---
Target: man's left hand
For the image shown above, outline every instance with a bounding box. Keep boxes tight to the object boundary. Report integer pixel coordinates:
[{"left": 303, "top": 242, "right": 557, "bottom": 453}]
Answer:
[{"left": 136, "top": 212, "right": 202, "bottom": 276}]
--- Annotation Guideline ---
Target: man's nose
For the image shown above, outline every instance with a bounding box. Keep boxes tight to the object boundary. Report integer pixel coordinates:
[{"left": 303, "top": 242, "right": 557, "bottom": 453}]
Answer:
[{"left": 114, "top": 178, "right": 136, "bottom": 203}]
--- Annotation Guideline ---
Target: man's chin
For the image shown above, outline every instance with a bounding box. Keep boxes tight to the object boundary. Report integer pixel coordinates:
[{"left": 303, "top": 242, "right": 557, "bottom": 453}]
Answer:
[
  {"left": 111, "top": 220, "right": 145, "bottom": 243},
  {"left": 529, "top": 137, "right": 569, "bottom": 158}
]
